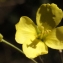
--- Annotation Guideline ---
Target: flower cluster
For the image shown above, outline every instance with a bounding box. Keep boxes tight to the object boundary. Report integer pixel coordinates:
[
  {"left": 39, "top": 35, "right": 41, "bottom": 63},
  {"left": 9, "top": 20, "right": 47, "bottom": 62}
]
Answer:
[{"left": 15, "top": 3, "right": 63, "bottom": 58}]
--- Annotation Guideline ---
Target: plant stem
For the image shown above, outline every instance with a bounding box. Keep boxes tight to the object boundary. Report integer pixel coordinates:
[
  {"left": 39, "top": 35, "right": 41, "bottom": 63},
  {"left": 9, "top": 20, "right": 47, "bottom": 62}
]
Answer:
[
  {"left": 2, "top": 39, "right": 38, "bottom": 63},
  {"left": 39, "top": 56, "right": 44, "bottom": 63},
  {"left": 2, "top": 39, "right": 23, "bottom": 53},
  {"left": 59, "top": 50, "right": 63, "bottom": 63}
]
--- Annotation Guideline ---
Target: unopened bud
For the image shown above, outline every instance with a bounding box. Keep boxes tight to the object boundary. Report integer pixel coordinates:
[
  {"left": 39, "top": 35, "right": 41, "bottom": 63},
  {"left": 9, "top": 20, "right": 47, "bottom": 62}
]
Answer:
[{"left": 0, "top": 34, "right": 3, "bottom": 42}]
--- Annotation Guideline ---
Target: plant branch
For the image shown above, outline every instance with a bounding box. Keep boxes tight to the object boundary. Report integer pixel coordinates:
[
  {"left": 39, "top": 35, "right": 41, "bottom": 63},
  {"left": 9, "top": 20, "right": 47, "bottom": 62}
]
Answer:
[{"left": 2, "top": 39, "right": 38, "bottom": 63}]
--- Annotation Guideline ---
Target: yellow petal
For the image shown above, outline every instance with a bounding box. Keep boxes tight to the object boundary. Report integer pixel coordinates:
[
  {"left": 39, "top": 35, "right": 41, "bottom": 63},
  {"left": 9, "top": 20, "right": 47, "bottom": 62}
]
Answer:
[
  {"left": 45, "top": 26, "right": 63, "bottom": 49},
  {"left": 36, "top": 3, "right": 63, "bottom": 30},
  {"left": 15, "top": 16, "right": 37, "bottom": 44},
  {"left": 22, "top": 39, "right": 48, "bottom": 58}
]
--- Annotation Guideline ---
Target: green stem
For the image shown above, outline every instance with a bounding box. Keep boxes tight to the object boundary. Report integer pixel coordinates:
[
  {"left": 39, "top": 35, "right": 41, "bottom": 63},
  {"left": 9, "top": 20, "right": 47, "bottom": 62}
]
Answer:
[
  {"left": 2, "top": 39, "right": 23, "bottom": 53},
  {"left": 39, "top": 56, "right": 44, "bottom": 63},
  {"left": 60, "top": 52, "right": 63, "bottom": 63},
  {"left": 59, "top": 50, "right": 63, "bottom": 63},
  {"left": 2, "top": 39, "right": 38, "bottom": 63}
]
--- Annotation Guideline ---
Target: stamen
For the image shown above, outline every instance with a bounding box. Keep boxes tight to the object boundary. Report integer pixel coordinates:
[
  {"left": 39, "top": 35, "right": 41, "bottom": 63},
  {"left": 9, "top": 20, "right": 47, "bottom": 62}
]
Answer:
[{"left": 37, "top": 26, "right": 51, "bottom": 41}]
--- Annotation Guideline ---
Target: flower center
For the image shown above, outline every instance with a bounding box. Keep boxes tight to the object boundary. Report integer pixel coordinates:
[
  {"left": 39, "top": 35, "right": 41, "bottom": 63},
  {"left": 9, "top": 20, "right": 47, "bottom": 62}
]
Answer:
[
  {"left": 27, "top": 26, "right": 51, "bottom": 48},
  {"left": 37, "top": 26, "right": 51, "bottom": 42}
]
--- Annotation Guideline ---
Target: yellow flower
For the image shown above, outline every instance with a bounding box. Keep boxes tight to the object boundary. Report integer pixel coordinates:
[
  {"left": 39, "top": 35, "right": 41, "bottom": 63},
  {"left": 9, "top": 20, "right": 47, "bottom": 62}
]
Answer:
[
  {"left": 36, "top": 3, "right": 63, "bottom": 49},
  {"left": 15, "top": 3, "right": 63, "bottom": 58},
  {"left": 15, "top": 16, "right": 48, "bottom": 58}
]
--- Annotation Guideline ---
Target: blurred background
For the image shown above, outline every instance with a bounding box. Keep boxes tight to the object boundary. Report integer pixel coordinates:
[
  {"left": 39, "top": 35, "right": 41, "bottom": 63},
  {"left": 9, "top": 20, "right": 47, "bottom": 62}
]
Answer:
[{"left": 0, "top": 0, "right": 63, "bottom": 63}]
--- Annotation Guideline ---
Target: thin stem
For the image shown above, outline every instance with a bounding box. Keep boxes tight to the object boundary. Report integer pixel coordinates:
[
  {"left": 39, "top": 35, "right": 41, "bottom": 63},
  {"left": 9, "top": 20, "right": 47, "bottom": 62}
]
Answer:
[
  {"left": 2, "top": 39, "right": 38, "bottom": 63},
  {"left": 31, "top": 59, "right": 38, "bottom": 63},
  {"left": 39, "top": 56, "right": 44, "bottom": 63},
  {"left": 59, "top": 50, "right": 63, "bottom": 63},
  {"left": 2, "top": 39, "right": 23, "bottom": 53}
]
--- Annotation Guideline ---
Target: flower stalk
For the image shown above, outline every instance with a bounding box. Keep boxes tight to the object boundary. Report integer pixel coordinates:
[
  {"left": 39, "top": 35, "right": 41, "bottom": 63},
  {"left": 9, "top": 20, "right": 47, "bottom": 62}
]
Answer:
[
  {"left": 2, "top": 39, "right": 38, "bottom": 63},
  {"left": 59, "top": 50, "right": 63, "bottom": 63},
  {"left": 39, "top": 56, "right": 44, "bottom": 63}
]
